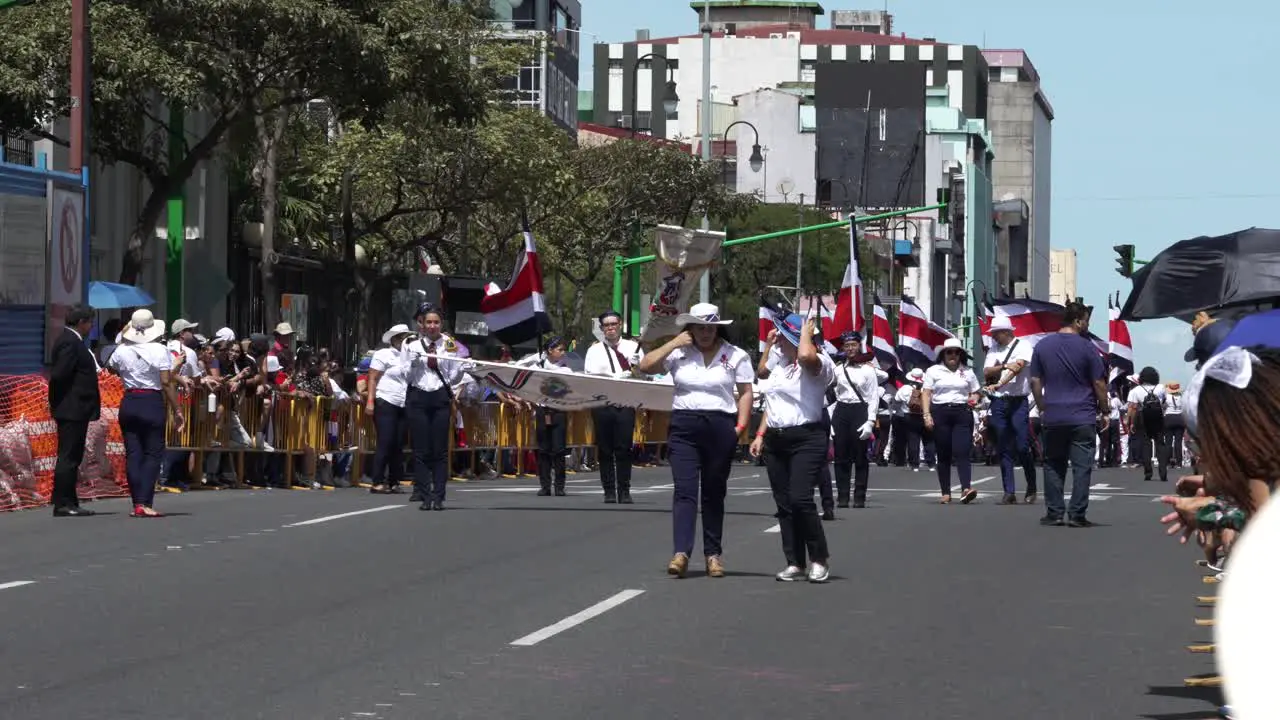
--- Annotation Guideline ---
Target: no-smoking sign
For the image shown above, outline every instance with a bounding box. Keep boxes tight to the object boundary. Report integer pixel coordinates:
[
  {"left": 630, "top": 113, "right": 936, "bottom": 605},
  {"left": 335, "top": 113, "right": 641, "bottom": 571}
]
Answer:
[{"left": 49, "top": 189, "right": 84, "bottom": 306}]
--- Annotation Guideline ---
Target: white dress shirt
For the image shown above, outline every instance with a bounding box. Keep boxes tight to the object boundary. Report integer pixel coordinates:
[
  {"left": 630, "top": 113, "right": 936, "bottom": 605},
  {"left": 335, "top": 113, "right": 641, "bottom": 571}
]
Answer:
[
  {"left": 108, "top": 342, "right": 171, "bottom": 390},
  {"left": 984, "top": 337, "right": 1034, "bottom": 397},
  {"left": 1109, "top": 396, "right": 1123, "bottom": 420},
  {"left": 833, "top": 362, "right": 882, "bottom": 406},
  {"left": 1164, "top": 392, "right": 1184, "bottom": 418},
  {"left": 370, "top": 347, "right": 408, "bottom": 407},
  {"left": 167, "top": 340, "right": 200, "bottom": 378},
  {"left": 663, "top": 342, "right": 753, "bottom": 414},
  {"left": 762, "top": 353, "right": 836, "bottom": 428},
  {"left": 584, "top": 338, "right": 643, "bottom": 378},
  {"left": 893, "top": 384, "right": 915, "bottom": 416},
  {"left": 923, "top": 364, "right": 980, "bottom": 405},
  {"left": 400, "top": 333, "right": 465, "bottom": 392}
]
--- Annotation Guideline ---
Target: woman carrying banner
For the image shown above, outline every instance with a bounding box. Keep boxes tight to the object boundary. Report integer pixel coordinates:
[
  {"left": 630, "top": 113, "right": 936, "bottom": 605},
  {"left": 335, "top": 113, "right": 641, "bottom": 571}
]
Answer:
[
  {"left": 401, "top": 303, "right": 466, "bottom": 511},
  {"left": 511, "top": 336, "right": 573, "bottom": 497},
  {"left": 639, "top": 303, "right": 754, "bottom": 578},
  {"left": 583, "top": 310, "right": 644, "bottom": 503},
  {"left": 750, "top": 311, "right": 834, "bottom": 581},
  {"left": 921, "top": 338, "right": 982, "bottom": 504},
  {"left": 831, "top": 331, "right": 883, "bottom": 509}
]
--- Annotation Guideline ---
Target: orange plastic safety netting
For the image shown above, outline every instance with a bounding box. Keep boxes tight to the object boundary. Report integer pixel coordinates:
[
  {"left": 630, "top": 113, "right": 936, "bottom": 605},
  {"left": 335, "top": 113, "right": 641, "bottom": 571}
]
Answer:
[{"left": 0, "top": 372, "right": 129, "bottom": 511}]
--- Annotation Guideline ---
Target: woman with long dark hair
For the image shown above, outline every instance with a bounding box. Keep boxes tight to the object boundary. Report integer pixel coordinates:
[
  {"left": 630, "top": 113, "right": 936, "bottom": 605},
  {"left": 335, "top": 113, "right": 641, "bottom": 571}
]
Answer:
[
  {"left": 1125, "top": 365, "right": 1168, "bottom": 482},
  {"left": 750, "top": 313, "right": 834, "bottom": 583},
  {"left": 639, "top": 303, "right": 753, "bottom": 578},
  {"left": 921, "top": 338, "right": 981, "bottom": 504},
  {"left": 401, "top": 303, "right": 465, "bottom": 511},
  {"left": 366, "top": 324, "right": 412, "bottom": 494}
]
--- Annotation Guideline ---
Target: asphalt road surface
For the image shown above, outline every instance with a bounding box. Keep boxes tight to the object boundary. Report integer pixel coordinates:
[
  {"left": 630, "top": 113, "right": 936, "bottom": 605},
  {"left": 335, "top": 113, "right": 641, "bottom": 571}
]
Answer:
[{"left": 0, "top": 462, "right": 1221, "bottom": 719}]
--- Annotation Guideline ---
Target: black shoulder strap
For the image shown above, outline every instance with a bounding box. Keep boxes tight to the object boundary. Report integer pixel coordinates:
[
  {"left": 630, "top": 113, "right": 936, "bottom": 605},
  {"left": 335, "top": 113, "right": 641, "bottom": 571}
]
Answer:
[
  {"left": 420, "top": 337, "right": 454, "bottom": 399},
  {"left": 1001, "top": 338, "right": 1020, "bottom": 366},
  {"left": 841, "top": 364, "right": 867, "bottom": 404}
]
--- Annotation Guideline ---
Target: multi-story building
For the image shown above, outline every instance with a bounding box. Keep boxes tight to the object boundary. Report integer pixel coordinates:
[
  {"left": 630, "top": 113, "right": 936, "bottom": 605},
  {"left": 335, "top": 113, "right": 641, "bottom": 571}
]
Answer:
[
  {"left": 488, "top": 0, "right": 582, "bottom": 135},
  {"left": 983, "top": 49, "right": 1053, "bottom": 300},
  {"left": 1048, "top": 248, "right": 1077, "bottom": 306}
]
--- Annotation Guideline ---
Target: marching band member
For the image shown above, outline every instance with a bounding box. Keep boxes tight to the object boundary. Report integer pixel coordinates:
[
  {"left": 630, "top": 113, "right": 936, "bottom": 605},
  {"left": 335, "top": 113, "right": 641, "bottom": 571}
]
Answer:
[
  {"left": 513, "top": 337, "right": 572, "bottom": 497},
  {"left": 759, "top": 327, "right": 836, "bottom": 518},
  {"left": 366, "top": 324, "right": 412, "bottom": 494},
  {"left": 401, "top": 303, "right": 465, "bottom": 511},
  {"left": 106, "top": 309, "right": 185, "bottom": 518},
  {"left": 922, "top": 338, "right": 982, "bottom": 504},
  {"left": 830, "top": 331, "right": 883, "bottom": 509},
  {"left": 751, "top": 313, "right": 833, "bottom": 583},
  {"left": 583, "top": 310, "right": 643, "bottom": 504},
  {"left": 982, "top": 316, "right": 1037, "bottom": 504},
  {"left": 639, "top": 303, "right": 753, "bottom": 579}
]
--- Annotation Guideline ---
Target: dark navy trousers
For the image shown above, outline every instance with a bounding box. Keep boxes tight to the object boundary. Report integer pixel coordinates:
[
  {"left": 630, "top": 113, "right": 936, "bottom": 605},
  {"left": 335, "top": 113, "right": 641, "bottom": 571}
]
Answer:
[
  {"left": 119, "top": 390, "right": 165, "bottom": 507},
  {"left": 370, "top": 398, "right": 407, "bottom": 487},
  {"left": 931, "top": 403, "right": 973, "bottom": 494},
  {"left": 667, "top": 410, "right": 736, "bottom": 558},
  {"left": 989, "top": 395, "right": 1037, "bottom": 495},
  {"left": 406, "top": 387, "right": 451, "bottom": 502}
]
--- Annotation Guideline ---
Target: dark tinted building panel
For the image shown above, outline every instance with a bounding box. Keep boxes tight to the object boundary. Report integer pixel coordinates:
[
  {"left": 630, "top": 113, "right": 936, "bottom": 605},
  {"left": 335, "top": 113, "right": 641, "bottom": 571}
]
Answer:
[{"left": 815, "top": 62, "right": 926, "bottom": 209}]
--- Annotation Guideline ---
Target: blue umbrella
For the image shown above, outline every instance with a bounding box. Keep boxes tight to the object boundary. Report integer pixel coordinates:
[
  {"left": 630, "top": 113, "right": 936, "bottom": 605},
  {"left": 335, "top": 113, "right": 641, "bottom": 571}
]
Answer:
[{"left": 88, "top": 281, "right": 155, "bottom": 309}]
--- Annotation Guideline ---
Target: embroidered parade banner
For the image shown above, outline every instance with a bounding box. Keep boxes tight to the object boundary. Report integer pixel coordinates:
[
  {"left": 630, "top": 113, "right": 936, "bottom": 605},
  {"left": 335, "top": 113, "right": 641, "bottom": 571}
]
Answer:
[
  {"left": 462, "top": 358, "right": 674, "bottom": 411},
  {"left": 640, "top": 224, "right": 726, "bottom": 345}
]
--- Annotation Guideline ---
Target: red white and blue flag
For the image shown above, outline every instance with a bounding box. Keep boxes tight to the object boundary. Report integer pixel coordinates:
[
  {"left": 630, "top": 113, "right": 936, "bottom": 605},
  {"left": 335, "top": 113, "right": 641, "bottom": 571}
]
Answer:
[
  {"left": 896, "top": 298, "right": 954, "bottom": 370},
  {"left": 978, "top": 296, "right": 1109, "bottom": 355},
  {"left": 479, "top": 221, "right": 552, "bottom": 345},
  {"left": 871, "top": 295, "right": 900, "bottom": 373},
  {"left": 827, "top": 218, "right": 865, "bottom": 346}
]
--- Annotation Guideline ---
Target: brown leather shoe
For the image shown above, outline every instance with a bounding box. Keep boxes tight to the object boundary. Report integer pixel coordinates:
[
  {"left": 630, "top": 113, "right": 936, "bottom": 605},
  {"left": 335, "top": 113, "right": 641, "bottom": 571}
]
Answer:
[
  {"left": 706, "top": 555, "right": 725, "bottom": 578},
  {"left": 667, "top": 553, "right": 689, "bottom": 578}
]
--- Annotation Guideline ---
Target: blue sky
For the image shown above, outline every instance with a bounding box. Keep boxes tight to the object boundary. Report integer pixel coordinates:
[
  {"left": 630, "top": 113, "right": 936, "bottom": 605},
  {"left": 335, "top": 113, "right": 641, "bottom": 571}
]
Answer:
[{"left": 580, "top": 0, "right": 1277, "bottom": 386}]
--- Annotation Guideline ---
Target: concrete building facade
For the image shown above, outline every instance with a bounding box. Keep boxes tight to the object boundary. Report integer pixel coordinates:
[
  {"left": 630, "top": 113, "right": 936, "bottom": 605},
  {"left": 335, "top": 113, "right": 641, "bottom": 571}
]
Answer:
[
  {"left": 1049, "top": 248, "right": 1077, "bottom": 307},
  {"left": 730, "top": 87, "right": 815, "bottom": 202},
  {"left": 983, "top": 49, "right": 1053, "bottom": 300},
  {"left": 489, "top": 0, "right": 583, "bottom": 134}
]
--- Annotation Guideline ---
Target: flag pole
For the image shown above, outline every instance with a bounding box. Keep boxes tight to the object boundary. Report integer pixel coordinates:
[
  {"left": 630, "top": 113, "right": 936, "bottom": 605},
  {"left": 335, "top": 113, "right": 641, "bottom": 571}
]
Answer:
[{"left": 522, "top": 208, "right": 547, "bottom": 368}]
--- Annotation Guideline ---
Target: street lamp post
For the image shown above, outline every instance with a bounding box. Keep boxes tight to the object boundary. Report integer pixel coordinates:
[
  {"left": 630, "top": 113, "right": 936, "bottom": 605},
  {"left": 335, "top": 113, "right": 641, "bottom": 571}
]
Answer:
[{"left": 698, "top": 0, "right": 713, "bottom": 302}]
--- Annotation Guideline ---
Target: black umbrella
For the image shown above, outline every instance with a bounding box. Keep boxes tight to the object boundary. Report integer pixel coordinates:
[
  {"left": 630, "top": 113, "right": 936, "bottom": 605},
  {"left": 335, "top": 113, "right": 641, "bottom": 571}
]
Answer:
[{"left": 1119, "top": 227, "right": 1280, "bottom": 321}]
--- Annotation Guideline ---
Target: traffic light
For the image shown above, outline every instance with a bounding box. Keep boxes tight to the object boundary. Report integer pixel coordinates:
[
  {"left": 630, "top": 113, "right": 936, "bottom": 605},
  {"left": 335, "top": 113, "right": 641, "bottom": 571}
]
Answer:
[
  {"left": 1113, "top": 244, "right": 1135, "bottom": 278},
  {"left": 936, "top": 187, "right": 951, "bottom": 225}
]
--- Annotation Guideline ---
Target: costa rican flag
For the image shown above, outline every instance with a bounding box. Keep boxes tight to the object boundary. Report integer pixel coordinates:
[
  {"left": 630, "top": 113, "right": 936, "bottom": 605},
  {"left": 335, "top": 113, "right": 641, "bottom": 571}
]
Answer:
[
  {"left": 826, "top": 218, "right": 865, "bottom": 346},
  {"left": 871, "top": 295, "right": 900, "bottom": 373},
  {"left": 479, "top": 220, "right": 552, "bottom": 345},
  {"left": 758, "top": 305, "right": 772, "bottom": 353},
  {"left": 979, "top": 296, "right": 1109, "bottom": 355},
  {"left": 896, "top": 298, "right": 954, "bottom": 371},
  {"left": 1108, "top": 300, "right": 1134, "bottom": 376}
]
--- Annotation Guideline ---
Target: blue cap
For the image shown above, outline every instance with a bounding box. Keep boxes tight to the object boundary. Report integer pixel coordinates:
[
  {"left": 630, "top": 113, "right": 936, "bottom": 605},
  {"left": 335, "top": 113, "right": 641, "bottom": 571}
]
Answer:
[
  {"left": 839, "top": 331, "right": 861, "bottom": 344},
  {"left": 773, "top": 313, "right": 806, "bottom": 346},
  {"left": 1215, "top": 309, "right": 1280, "bottom": 355}
]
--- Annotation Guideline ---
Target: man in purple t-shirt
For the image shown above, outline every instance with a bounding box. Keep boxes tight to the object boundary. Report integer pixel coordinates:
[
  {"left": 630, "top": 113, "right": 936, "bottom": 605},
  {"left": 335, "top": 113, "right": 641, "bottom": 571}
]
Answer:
[{"left": 1028, "top": 302, "right": 1110, "bottom": 527}]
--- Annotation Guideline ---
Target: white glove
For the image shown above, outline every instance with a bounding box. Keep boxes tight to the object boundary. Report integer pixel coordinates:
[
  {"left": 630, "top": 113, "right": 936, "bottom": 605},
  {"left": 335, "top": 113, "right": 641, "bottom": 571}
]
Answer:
[{"left": 857, "top": 421, "right": 875, "bottom": 441}]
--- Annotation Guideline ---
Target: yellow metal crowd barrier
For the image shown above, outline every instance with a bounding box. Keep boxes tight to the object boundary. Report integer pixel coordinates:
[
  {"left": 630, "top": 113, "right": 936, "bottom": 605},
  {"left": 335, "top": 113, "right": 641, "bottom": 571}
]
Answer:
[{"left": 162, "top": 387, "right": 672, "bottom": 479}]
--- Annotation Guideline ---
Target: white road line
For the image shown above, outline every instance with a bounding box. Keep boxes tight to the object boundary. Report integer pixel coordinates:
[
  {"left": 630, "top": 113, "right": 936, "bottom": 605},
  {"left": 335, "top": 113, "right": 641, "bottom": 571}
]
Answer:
[
  {"left": 286, "top": 505, "right": 403, "bottom": 527},
  {"left": 510, "top": 589, "right": 645, "bottom": 646},
  {"left": 0, "top": 581, "right": 35, "bottom": 591},
  {"left": 764, "top": 523, "right": 781, "bottom": 533}
]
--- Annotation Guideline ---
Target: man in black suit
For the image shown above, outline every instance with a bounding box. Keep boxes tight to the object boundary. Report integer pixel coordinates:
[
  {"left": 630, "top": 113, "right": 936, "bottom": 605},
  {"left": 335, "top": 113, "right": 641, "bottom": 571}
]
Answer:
[{"left": 48, "top": 304, "right": 100, "bottom": 517}]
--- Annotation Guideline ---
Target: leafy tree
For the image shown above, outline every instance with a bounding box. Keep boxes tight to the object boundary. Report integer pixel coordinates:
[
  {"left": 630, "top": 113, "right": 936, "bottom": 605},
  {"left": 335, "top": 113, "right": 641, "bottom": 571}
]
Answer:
[
  {"left": 0, "top": 0, "right": 506, "bottom": 286},
  {"left": 534, "top": 138, "right": 758, "bottom": 336}
]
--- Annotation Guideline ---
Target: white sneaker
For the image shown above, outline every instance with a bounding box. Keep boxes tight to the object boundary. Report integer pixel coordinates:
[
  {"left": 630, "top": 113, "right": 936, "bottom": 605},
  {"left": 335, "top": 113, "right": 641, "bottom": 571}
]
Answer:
[
  {"left": 807, "top": 562, "right": 830, "bottom": 583},
  {"left": 775, "top": 565, "right": 804, "bottom": 582}
]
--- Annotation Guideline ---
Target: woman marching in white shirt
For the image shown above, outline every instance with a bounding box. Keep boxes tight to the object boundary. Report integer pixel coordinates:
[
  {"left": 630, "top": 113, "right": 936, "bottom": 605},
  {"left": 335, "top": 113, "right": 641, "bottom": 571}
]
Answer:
[
  {"left": 750, "top": 313, "right": 834, "bottom": 583},
  {"left": 921, "top": 338, "right": 982, "bottom": 504},
  {"left": 639, "top": 303, "right": 753, "bottom": 579},
  {"left": 400, "top": 303, "right": 466, "bottom": 511},
  {"left": 830, "top": 330, "right": 883, "bottom": 509},
  {"left": 106, "top": 309, "right": 185, "bottom": 518},
  {"left": 366, "top": 324, "right": 412, "bottom": 494}
]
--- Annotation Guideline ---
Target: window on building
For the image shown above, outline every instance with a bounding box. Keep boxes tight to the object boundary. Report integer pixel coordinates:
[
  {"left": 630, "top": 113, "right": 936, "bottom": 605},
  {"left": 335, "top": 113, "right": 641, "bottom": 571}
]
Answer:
[
  {"left": 799, "top": 59, "right": 816, "bottom": 83},
  {"left": 798, "top": 103, "right": 816, "bottom": 133},
  {"left": 553, "top": 4, "right": 576, "bottom": 55},
  {"left": 607, "top": 61, "right": 624, "bottom": 112}
]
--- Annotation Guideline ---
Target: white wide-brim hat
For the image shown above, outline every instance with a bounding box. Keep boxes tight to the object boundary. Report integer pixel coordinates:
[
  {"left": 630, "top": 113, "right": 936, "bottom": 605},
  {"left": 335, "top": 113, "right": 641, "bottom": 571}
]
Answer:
[
  {"left": 121, "top": 309, "right": 166, "bottom": 344},
  {"left": 907, "top": 368, "right": 925, "bottom": 383},
  {"left": 936, "top": 337, "right": 971, "bottom": 361},
  {"left": 381, "top": 323, "right": 412, "bottom": 345},
  {"left": 987, "top": 316, "right": 1014, "bottom": 334},
  {"left": 675, "top": 302, "right": 732, "bottom": 326}
]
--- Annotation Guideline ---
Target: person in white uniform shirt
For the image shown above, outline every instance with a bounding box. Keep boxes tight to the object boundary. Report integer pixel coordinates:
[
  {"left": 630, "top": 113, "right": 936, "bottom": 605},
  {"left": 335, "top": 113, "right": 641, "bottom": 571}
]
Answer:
[
  {"left": 982, "top": 316, "right": 1038, "bottom": 504},
  {"left": 639, "top": 303, "right": 753, "bottom": 579},
  {"left": 366, "top": 324, "right": 412, "bottom": 494},
  {"left": 758, "top": 327, "right": 836, "bottom": 517},
  {"left": 750, "top": 313, "right": 833, "bottom": 583},
  {"left": 583, "top": 310, "right": 644, "bottom": 503},
  {"left": 512, "top": 336, "right": 574, "bottom": 497},
  {"left": 891, "top": 368, "right": 927, "bottom": 470},
  {"left": 1163, "top": 381, "right": 1186, "bottom": 467},
  {"left": 401, "top": 303, "right": 467, "bottom": 511},
  {"left": 106, "top": 309, "right": 184, "bottom": 518},
  {"left": 1125, "top": 366, "right": 1169, "bottom": 483},
  {"left": 830, "top": 331, "right": 882, "bottom": 509},
  {"left": 922, "top": 338, "right": 982, "bottom": 504}
]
